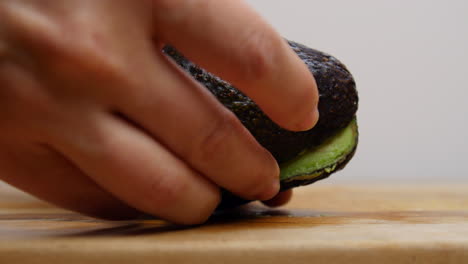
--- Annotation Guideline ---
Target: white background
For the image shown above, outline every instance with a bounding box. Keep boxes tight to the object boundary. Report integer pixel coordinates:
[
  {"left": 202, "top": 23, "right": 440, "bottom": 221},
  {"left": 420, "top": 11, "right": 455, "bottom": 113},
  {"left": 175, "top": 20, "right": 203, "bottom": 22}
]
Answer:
[{"left": 247, "top": 0, "right": 468, "bottom": 183}]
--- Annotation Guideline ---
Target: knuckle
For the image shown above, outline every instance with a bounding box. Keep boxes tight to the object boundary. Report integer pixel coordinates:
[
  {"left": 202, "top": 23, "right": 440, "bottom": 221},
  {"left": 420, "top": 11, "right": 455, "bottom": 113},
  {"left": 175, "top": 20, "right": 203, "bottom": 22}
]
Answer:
[
  {"left": 0, "top": 63, "right": 55, "bottom": 137},
  {"left": 194, "top": 111, "right": 240, "bottom": 164},
  {"left": 47, "top": 33, "right": 125, "bottom": 82},
  {"left": 2, "top": 4, "right": 65, "bottom": 58},
  {"left": 238, "top": 28, "right": 280, "bottom": 81},
  {"left": 2, "top": 4, "right": 127, "bottom": 82}
]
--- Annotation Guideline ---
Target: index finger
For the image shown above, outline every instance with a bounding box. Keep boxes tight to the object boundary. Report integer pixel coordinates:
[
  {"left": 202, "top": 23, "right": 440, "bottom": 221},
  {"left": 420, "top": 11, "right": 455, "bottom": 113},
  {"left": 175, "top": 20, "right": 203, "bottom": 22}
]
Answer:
[{"left": 149, "top": 0, "right": 319, "bottom": 131}]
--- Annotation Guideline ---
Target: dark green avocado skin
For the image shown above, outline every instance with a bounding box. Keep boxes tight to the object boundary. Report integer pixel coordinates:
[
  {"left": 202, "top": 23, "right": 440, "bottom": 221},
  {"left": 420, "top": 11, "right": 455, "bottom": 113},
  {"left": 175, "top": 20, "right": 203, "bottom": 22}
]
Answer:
[
  {"left": 164, "top": 41, "right": 358, "bottom": 163},
  {"left": 164, "top": 41, "right": 358, "bottom": 208}
]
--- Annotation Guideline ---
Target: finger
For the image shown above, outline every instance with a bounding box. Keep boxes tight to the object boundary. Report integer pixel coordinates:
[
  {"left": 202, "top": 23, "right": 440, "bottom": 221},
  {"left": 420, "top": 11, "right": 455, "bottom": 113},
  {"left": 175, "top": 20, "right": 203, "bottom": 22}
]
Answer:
[
  {"left": 49, "top": 112, "right": 220, "bottom": 225},
  {"left": 113, "top": 48, "right": 280, "bottom": 201},
  {"left": 262, "top": 190, "right": 293, "bottom": 208},
  {"left": 0, "top": 141, "right": 140, "bottom": 220},
  {"left": 150, "top": 0, "right": 319, "bottom": 131}
]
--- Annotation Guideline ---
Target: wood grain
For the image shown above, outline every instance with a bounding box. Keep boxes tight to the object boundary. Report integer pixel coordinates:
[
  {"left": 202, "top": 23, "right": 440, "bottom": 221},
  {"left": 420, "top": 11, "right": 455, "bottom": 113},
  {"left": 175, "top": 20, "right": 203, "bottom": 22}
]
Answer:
[{"left": 0, "top": 183, "right": 467, "bottom": 263}]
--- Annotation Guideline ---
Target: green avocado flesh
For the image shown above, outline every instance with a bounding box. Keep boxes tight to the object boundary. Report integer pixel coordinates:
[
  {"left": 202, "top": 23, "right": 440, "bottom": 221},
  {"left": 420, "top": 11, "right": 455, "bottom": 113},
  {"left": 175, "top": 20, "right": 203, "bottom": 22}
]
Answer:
[{"left": 280, "top": 119, "right": 357, "bottom": 186}]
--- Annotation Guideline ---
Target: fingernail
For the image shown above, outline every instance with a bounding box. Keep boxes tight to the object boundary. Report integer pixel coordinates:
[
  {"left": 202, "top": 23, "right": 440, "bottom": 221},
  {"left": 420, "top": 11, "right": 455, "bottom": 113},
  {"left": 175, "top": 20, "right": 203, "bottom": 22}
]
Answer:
[
  {"left": 258, "top": 180, "right": 280, "bottom": 201},
  {"left": 295, "top": 107, "right": 319, "bottom": 131}
]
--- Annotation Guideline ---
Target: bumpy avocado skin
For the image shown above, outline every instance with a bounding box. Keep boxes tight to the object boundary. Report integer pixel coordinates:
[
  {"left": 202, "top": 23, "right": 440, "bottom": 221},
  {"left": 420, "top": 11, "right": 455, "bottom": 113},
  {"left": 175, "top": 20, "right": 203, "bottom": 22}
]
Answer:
[
  {"left": 164, "top": 41, "right": 358, "bottom": 208},
  {"left": 164, "top": 41, "right": 358, "bottom": 163}
]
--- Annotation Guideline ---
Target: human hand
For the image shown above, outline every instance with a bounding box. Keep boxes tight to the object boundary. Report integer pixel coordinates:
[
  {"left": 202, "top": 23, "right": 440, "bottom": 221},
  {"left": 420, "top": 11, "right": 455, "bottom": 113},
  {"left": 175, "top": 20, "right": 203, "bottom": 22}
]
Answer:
[{"left": 0, "top": 0, "right": 318, "bottom": 224}]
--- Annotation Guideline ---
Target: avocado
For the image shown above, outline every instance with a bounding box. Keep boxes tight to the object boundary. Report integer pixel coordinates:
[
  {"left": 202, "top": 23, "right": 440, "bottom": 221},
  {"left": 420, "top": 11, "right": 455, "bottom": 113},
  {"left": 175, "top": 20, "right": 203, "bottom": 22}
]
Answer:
[{"left": 164, "top": 40, "right": 358, "bottom": 207}]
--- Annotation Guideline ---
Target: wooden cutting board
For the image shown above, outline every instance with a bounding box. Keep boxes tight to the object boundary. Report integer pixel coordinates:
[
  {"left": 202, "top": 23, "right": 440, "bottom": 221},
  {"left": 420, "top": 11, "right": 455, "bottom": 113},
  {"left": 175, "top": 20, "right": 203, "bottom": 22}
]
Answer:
[{"left": 1, "top": 183, "right": 467, "bottom": 264}]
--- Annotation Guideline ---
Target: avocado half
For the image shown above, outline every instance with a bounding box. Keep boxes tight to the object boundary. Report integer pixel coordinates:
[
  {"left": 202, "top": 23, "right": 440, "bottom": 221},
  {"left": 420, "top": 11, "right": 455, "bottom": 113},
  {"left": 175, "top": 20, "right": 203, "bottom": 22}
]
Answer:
[{"left": 164, "top": 41, "right": 358, "bottom": 207}]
